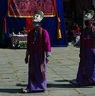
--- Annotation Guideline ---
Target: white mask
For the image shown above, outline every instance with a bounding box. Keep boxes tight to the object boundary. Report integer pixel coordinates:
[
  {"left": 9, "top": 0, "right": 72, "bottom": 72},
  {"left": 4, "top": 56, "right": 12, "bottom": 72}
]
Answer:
[{"left": 33, "top": 14, "right": 43, "bottom": 22}]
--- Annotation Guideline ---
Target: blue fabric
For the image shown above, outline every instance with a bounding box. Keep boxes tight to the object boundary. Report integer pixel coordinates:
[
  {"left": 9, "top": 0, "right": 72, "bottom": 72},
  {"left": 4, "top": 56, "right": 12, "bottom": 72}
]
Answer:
[
  {"left": 42, "top": 0, "right": 68, "bottom": 46},
  {"left": 7, "top": 17, "right": 26, "bottom": 34},
  {"left": 0, "top": 0, "right": 68, "bottom": 47},
  {"left": 0, "top": 0, "right": 8, "bottom": 45}
]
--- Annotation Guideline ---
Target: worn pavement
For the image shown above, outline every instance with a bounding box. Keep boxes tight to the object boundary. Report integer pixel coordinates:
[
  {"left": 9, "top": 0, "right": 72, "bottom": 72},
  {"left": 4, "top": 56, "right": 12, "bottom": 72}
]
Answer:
[{"left": 0, "top": 45, "right": 95, "bottom": 96}]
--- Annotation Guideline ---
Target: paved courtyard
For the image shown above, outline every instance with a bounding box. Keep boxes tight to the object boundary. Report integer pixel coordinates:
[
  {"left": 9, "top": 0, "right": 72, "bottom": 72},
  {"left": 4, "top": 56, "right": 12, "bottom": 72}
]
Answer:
[{"left": 0, "top": 45, "right": 95, "bottom": 96}]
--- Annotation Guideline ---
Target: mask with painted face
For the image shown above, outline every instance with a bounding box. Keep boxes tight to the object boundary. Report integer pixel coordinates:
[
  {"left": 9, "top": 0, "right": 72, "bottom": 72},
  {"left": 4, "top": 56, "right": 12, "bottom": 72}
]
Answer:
[
  {"left": 84, "top": 10, "right": 95, "bottom": 20},
  {"left": 33, "top": 10, "right": 44, "bottom": 27}
]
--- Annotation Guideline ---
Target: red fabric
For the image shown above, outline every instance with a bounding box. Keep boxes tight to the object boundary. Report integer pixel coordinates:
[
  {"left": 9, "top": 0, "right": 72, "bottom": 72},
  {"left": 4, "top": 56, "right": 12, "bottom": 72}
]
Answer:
[
  {"left": 3, "top": 17, "right": 7, "bottom": 33},
  {"left": 2, "top": 17, "right": 7, "bottom": 40},
  {"left": 26, "top": 18, "right": 33, "bottom": 32},
  {"left": 82, "top": 38, "right": 95, "bottom": 48},
  {"left": 8, "top": 0, "right": 55, "bottom": 17},
  {"left": 72, "top": 26, "right": 81, "bottom": 33}
]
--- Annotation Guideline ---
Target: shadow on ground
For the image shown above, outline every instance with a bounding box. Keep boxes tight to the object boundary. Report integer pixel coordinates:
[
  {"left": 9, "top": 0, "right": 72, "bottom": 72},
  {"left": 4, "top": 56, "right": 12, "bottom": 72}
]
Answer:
[
  {"left": 47, "top": 83, "right": 93, "bottom": 88},
  {"left": 0, "top": 89, "right": 20, "bottom": 93},
  {"left": 16, "top": 79, "right": 93, "bottom": 89},
  {"left": 0, "top": 82, "right": 93, "bottom": 93},
  {"left": 47, "top": 79, "right": 93, "bottom": 88}
]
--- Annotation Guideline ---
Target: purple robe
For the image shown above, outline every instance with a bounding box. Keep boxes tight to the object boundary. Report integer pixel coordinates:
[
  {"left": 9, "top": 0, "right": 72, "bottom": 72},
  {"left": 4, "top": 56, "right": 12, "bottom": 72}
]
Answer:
[
  {"left": 26, "top": 27, "right": 51, "bottom": 92},
  {"left": 76, "top": 26, "right": 95, "bottom": 85}
]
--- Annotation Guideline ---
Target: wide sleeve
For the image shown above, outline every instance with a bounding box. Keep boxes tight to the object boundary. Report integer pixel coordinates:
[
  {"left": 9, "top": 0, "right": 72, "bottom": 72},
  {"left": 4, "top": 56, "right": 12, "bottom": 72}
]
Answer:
[
  {"left": 43, "top": 29, "right": 51, "bottom": 53},
  {"left": 26, "top": 31, "right": 32, "bottom": 54}
]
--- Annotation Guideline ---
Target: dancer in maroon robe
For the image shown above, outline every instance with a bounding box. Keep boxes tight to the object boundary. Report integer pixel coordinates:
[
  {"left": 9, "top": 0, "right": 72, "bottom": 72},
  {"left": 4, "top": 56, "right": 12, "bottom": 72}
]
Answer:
[
  {"left": 76, "top": 19, "right": 95, "bottom": 86},
  {"left": 71, "top": 19, "right": 95, "bottom": 86},
  {"left": 22, "top": 10, "right": 51, "bottom": 93}
]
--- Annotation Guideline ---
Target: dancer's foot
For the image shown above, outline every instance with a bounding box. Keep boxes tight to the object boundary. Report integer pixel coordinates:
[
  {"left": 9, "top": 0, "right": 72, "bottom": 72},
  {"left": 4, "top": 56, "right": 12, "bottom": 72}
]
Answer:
[
  {"left": 20, "top": 88, "right": 29, "bottom": 93},
  {"left": 70, "top": 80, "right": 92, "bottom": 86},
  {"left": 70, "top": 80, "right": 79, "bottom": 86}
]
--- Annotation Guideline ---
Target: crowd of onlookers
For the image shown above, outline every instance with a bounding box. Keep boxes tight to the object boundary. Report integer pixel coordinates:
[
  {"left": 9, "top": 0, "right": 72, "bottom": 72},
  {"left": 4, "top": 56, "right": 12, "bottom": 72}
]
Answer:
[{"left": 66, "top": 22, "right": 81, "bottom": 47}]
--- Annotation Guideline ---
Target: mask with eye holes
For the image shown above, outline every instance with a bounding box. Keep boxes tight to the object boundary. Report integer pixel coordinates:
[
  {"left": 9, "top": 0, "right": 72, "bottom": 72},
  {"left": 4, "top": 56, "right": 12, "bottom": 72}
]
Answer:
[
  {"left": 33, "top": 10, "right": 44, "bottom": 27},
  {"left": 84, "top": 10, "right": 95, "bottom": 20}
]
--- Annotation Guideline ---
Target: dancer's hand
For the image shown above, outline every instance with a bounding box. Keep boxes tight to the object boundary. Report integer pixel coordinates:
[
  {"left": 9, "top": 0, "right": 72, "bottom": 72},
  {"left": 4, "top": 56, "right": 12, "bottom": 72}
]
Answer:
[
  {"left": 25, "top": 56, "right": 28, "bottom": 64},
  {"left": 46, "top": 57, "right": 50, "bottom": 63}
]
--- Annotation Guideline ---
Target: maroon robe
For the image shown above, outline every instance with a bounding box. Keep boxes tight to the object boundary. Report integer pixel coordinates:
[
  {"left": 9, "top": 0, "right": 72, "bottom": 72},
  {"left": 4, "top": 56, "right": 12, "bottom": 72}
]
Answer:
[{"left": 26, "top": 27, "right": 51, "bottom": 92}]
